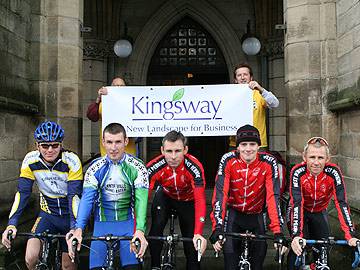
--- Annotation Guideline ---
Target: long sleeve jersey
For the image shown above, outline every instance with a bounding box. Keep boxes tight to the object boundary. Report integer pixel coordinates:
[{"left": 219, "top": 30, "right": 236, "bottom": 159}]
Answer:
[
  {"left": 289, "top": 162, "right": 355, "bottom": 240},
  {"left": 76, "top": 154, "right": 149, "bottom": 232},
  {"left": 8, "top": 150, "right": 83, "bottom": 228},
  {"left": 211, "top": 151, "right": 283, "bottom": 234},
  {"left": 147, "top": 154, "right": 206, "bottom": 235}
]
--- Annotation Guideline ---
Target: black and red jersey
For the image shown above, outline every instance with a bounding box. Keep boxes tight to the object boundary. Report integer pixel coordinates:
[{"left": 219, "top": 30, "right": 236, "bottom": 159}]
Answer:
[
  {"left": 289, "top": 162, "right": 355, "bottom": 240},
  {"left": 146, "top": 153, "right": 206, "bottom": 235},
  {"left": 210, "top": 151, "right": 283, "bottom": 234}
]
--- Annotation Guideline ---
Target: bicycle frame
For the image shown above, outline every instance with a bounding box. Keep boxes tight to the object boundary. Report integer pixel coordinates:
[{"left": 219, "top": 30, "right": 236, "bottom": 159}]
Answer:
[
  {"left": 147, "top": 211, "right": 195, "bottom": 270},
  {"left": 224, "top": 231, "right": 280, "bottom": 270},
  {"left": 8, "top": 230, "right": 65, "bottom": 270}
]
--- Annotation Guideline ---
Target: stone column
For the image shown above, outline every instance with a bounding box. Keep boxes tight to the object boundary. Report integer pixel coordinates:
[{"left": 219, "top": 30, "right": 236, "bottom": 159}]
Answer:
[
  {"left": 266, "top": 39, "right": 286, "bottom": 155},
  {"left": 32, "top": 0, "right": 84, "bottom": 155},
  {"left": 82, "top": 40, "right": 109, "bottom": 161},
  {"left": 284, "top": 0, "right": 338, "bottom": 163}
]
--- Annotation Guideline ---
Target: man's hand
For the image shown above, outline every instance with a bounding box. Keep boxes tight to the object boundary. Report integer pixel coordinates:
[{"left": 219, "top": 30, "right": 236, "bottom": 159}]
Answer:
[
  {"left": 66, "top": 228, "right": 83, "bottom": 260},
  {"left": 248, "top": 80, "right": 264, "bottom": 93},
  {"left": 273, "top": 233, "right": 288, "bottom": 255},
  {"left": 193, "top": 234, "right": 207, "bottom": 255},
  {"left": 348, "top": 237, "right": 360, "bottom": 247},
  {"left": 210, "top": 230, "right": 225, "bottom": 253},
  {"left": 96, "top": 86, "right": 108, "bottom": 103},
  {"left": 1, "top": 226, "right": 17, "bottom": 250},
  {"left": 291, "top": 236, "right": 305, "bottom": 256},
  {"left": 131, "top": 230, "right": 148, "bottom": 259}
]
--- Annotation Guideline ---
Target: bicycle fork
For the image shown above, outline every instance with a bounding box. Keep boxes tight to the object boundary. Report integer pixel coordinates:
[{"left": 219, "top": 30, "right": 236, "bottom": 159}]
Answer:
[{"left": 238, "top": 239, "right": 251, "bottom": 270}]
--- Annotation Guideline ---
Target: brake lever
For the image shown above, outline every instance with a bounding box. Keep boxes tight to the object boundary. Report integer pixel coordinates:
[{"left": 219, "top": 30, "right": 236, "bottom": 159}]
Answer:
[{"left": 196, "top": 238, "right": 202, "bottom": 262}]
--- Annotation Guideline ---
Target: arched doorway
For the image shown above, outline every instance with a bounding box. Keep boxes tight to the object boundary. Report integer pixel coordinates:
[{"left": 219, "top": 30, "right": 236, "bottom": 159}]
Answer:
[{"left": 146, "top": 16, "right": 229, "bottom": 186}]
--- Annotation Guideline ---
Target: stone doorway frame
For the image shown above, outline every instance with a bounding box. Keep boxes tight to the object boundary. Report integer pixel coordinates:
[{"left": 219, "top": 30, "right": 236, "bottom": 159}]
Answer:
[{"left": 127, "top": 0, "right": 244, "bottom": 85}]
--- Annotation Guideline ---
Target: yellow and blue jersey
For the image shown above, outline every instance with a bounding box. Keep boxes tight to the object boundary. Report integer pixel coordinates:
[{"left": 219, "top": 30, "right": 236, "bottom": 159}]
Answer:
[{"left": 8, "top": 149, "right": 83, "bottom": 228}]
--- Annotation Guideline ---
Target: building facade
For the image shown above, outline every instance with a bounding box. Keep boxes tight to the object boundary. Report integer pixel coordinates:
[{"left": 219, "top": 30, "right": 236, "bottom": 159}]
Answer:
[{"left": 0, "top": 0, "right": 359, "bottom": 251}]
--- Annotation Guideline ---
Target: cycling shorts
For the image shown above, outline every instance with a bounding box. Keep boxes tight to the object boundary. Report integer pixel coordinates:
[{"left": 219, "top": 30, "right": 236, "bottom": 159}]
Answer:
[
  {"left": 31, "top": 211, "right": 70, "bottom": 252},
  {"left": 89, "top": 219, "right": 138, "bottom": 269}
]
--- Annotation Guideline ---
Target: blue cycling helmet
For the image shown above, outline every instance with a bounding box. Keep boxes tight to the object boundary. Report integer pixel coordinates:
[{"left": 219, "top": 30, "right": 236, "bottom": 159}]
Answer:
[{"left": 34, "top": 121, "right": 64, "bottom": 143}]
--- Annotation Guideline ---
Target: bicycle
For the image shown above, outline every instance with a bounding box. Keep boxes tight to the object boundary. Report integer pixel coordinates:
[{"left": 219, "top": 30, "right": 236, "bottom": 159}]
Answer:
[
  {"left": 295, "top": 237, "right": 360, "bottom": 270},
  {"left": 72, "top": 234, "right": 141, "bottom": 270},
  {"left": 147, "top": 210, "right": 203, "bottom": 270},
  {"left": 7, "top": 229, "right": 65, "bottom": 270},
  {"left": 219, "top": 231, "right": 285, "bottom": 270}
]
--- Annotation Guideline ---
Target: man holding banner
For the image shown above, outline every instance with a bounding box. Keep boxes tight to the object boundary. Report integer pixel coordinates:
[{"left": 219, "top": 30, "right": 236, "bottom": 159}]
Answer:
[
  {"left": 229, "top": 63, "right": 279, "bottom": 149},
  {"left": 87, "top": 77, "right": 138, "bottom": 156},
  {"left": 147, "top": 130, "right": 207, "bottom": 270}
]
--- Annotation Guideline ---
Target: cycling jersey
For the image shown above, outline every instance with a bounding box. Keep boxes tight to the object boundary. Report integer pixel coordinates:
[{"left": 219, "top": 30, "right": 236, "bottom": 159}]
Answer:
[
  {"left": 76, "top": 153, "right": 149, "bottom": 232},
  {"left": 147, "top": 153, "right": 206, "bottom": 235},
  {"left": 211, "top": 150, "right": 283, "bottom": 234},
  {"left": 8, "top": 150, "right": 83, "bottom": 228},
  {"left": 289, "top": 162, "right": 355, "bottom": 240}
]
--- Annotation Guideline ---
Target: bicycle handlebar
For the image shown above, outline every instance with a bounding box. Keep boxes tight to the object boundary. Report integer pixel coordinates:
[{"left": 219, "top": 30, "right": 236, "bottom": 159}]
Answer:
[
  {"left": 294, "top": 237, "right": 359, "bottom": 268},
  {"left": 146, "top": 235, "right": 193, "bottom": 243},
  {"left": 10, "top": 231, "right": 66, "bottom": 239},
  {"left": 87, "top": 234, "right": 133, "bottom": 242},
  {"left": 224, "top": 231, "right": 274, "bottom": 241}
]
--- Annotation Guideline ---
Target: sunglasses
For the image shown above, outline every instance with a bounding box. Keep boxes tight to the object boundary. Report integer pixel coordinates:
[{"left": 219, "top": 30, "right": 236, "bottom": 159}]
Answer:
[
  {"left": 306, "top": 137, "right": 329, "bottom": 146},
  {"left": 39, "top": 143, "right": 61, "bottom": 150}
]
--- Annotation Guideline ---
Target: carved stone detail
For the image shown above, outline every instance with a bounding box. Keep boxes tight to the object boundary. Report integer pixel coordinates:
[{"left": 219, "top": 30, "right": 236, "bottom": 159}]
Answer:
[
  {"left": 264, "top": 38, "right": 284, "bottom": 57},
  {"left": 83, "top": 40, "right": 112, "bottom": 59}
]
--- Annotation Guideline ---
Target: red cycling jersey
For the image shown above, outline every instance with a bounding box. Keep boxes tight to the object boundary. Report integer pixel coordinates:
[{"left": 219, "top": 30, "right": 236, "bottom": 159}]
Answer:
[
  {"left": 210, "top": 151, "right": 283, "bottom": 234},
  {"left": 289, "top": 162, "right": 355, "bottom": 240},
  {"left": 147, "top": 153, "right": 206, "bottom": 235}
]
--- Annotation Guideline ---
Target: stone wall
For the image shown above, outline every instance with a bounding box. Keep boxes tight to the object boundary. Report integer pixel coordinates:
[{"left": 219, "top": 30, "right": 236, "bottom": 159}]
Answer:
[
  {"left": 0, "top": 0, "right": 37, "bottom": 218},
  {"left": 284, "top": 0, "right": 339, "bottom": 165},
  {"left": 285, "top": 0, "right": 360, "bottom": 238},
  {"left": 335, "top": 0, "right": 360, "bottom": 203}
]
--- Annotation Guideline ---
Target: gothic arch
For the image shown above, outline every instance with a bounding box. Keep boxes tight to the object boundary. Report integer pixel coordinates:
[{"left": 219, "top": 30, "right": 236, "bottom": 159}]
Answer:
[{"left": 127, "top": 0, "right": 244, "bottom": 84}]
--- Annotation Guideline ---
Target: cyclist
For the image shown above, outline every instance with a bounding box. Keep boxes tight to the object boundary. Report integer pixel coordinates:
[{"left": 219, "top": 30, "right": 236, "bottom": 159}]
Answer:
[
  {"left": 288, "top": 136, "right": 359, "bottom": 269},
  {"left": 147, "top": 130, "right": 207, "bottom": 270},
  {"left": 1, "top": 121, "right": 83, "bottom": 270},
  {"left": 67, "top": 123, "right": 148, "bottom": 270},
  {"left": 210, "top": 124, "right": 286, "bottom": 270}
]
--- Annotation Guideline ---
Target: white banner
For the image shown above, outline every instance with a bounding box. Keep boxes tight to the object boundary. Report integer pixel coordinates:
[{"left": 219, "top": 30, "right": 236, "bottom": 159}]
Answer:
[{"left": 102, "top": 84, "right": 253, "bottom": 137}]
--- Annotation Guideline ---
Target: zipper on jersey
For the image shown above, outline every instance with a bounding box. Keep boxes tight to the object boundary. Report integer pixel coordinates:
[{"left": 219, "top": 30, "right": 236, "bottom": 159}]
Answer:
[
  {"left": 243, "top": 164, "right": 249, "bottom": 212},
  {"left": 311, "top": 176, "right": 317, "bottom": 212},
  {"left": 39, "top": 158, "right": 63, "bottom": 215},
  {"left": 173, "top": 170, "right": 180, "bottom": 200}
]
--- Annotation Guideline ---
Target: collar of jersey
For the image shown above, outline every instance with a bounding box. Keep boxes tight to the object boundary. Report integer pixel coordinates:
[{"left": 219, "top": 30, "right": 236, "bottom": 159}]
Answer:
[{"left": 105, "top": 153, "right": 126, "bottom": 165}]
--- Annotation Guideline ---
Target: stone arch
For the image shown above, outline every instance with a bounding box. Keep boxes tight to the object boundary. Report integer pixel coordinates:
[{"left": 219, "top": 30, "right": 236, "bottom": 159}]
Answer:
[{"left": 127, "top": 0, "right": 244, "bottom": 85}]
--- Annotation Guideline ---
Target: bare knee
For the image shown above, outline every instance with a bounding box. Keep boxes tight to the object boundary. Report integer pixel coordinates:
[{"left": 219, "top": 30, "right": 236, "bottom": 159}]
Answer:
[{"left": 25, "top": 238, "right": 41, "bottom": 270}]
